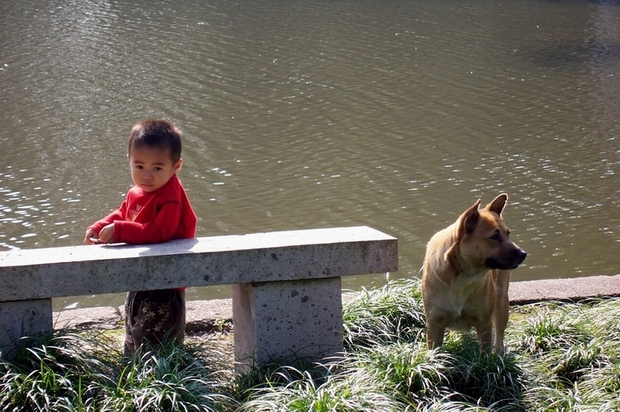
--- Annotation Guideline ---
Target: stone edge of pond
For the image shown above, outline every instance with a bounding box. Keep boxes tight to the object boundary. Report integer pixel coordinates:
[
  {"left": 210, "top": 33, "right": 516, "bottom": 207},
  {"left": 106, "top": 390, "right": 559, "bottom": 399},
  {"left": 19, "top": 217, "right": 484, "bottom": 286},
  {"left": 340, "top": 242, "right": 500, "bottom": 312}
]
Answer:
[
  {"left": 51, "top": 274, "right": 620, "bottom": 331},
  {"left": 509, "top": 273, "right": 620, "bottom": 304}
]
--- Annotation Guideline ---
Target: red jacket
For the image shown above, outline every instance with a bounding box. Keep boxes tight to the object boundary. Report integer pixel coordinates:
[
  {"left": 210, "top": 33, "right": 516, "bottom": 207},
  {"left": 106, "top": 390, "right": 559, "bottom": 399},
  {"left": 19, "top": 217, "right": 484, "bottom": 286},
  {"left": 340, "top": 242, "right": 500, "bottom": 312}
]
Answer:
[{"left": 89, "top": 174, "right": 197, "bottom": 244}]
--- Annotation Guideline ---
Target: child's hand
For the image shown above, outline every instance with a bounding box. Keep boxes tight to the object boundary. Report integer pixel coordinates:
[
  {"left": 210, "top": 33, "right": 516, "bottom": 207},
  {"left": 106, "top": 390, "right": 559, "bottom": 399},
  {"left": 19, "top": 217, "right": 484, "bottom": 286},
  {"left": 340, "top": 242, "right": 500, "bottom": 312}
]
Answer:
[
  {"left": 98, "top": 223, "right": 115, "bottom": 244},
  {"left": 84, "top": 228, "right": 98, "bottom": 244}
]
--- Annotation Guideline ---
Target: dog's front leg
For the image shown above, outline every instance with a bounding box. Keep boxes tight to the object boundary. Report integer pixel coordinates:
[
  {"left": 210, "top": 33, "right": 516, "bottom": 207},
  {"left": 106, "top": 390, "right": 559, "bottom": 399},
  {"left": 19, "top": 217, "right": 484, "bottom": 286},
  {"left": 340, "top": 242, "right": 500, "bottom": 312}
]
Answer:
[
  {"left": 492, "top": 270, "right": 511, "bottom": 355},
  {"left": 492, "top": 296, "right": 509, "bottom": 354},
  {"left": 426, "top": 326, "right": 445, "bottom": 349},
  {"left": 426, "top": 311, "right": 447, "bottom": 349},
  {"left": 476, "top": 322, "right": 494, "bottom": 352}
]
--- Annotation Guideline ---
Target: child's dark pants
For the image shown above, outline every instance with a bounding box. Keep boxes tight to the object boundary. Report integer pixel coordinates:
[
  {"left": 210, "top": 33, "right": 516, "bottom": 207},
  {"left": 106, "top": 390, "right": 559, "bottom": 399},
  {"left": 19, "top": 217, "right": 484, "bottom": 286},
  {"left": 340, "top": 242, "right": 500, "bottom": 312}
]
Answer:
[{"left": 124, "top": 288, "right": 186, "bottom": 354}]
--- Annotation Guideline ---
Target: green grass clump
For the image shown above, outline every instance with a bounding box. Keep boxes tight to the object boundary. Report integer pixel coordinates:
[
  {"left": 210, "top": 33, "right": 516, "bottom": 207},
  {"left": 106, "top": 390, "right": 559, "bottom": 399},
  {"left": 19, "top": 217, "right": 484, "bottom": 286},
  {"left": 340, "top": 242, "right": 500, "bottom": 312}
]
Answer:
[
  {"left": 342, "top": 279, "right": 426, "bottom": 349},
  {"left": 352, "top": 341, "right": 448, "bottom": 400},
  {"left": 3, "top": 278, "right": 620, "bottom": 411},
  {"left": 239, "top": 364, "right": 400, "bottom": 412},
  {"left": 0, "top": 331, "right": 234, "bottom": 411},
  {"left": 507, "top": 299, "right": 620, "bottom": 410}
]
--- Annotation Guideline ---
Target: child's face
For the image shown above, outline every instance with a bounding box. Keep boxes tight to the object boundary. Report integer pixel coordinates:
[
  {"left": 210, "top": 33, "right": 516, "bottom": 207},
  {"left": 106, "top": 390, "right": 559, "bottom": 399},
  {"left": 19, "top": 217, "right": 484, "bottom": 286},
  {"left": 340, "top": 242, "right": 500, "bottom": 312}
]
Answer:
[{"left": 128, "top": 145, "right": 182, "bottom": 193}]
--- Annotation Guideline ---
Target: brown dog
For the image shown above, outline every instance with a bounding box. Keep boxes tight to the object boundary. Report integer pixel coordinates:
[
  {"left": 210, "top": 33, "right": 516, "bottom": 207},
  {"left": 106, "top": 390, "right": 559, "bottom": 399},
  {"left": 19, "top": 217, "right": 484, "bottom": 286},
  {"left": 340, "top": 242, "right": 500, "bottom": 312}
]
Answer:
[{"left": 421, "top": 194, "right": 526, "bottom": 354}]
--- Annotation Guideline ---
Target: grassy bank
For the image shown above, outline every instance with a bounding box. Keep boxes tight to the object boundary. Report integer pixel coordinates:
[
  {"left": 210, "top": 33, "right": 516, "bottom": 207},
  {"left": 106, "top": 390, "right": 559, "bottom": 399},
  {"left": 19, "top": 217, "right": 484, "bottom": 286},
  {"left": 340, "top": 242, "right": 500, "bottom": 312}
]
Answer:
[{"left": 2, "top": 279, "right": 620, "bottom": 411}]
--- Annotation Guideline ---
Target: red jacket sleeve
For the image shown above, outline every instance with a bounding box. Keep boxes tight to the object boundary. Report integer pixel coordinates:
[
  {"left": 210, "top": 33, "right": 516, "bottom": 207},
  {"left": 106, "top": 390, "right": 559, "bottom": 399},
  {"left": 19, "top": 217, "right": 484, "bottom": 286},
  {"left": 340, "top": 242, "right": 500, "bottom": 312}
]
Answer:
[
  {"left": 88, "top": 201, "right": 129, "bottom": 235},
  {"left": 113, "top": 200, "right": 183, "bottom": 244}
]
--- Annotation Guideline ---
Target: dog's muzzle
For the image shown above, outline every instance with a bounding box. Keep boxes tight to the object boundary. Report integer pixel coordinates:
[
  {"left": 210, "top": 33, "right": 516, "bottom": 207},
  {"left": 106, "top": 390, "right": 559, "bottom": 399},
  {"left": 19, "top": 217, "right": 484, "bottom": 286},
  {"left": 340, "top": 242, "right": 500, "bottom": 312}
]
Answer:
[{"left": 485, "top": 249, "right": 527, "bottom": 270}]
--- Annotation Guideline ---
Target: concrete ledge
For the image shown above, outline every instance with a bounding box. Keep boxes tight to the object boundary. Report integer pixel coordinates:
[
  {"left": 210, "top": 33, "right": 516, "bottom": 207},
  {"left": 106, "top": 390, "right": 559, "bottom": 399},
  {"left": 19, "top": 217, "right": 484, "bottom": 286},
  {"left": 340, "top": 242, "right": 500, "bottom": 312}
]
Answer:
[
  {"left": 53, "top": 306, "right": 121, "bottom": 330},
  {"left": 52, "top": 299, "right": 234, "bottom": 331},
  {"left": 52, "top": 274, "right": 620, "bottom": 331},
  {"left": 509, "top": 274, "right": 620, "bottom": 304}
]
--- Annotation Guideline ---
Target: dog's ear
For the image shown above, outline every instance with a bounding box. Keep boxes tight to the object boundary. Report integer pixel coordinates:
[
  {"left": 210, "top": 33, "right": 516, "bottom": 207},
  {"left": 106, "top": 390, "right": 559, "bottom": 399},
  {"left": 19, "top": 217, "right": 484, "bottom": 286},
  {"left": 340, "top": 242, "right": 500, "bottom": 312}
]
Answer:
[
  {"left": 485, "top": 193, "right": 508, "bottom": 217},
  {"left": 445, "top": 199, "right": 481, "bottom": 265},
  {"left": 458, "top": 199, "right": 481, "bottom": 236}
]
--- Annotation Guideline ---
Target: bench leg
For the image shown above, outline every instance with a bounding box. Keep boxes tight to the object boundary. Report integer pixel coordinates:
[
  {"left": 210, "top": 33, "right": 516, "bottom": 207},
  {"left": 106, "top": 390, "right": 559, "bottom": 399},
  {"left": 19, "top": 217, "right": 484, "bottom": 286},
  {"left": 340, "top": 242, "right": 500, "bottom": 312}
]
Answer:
[
  {"left": 232, "top": 277, "right": 343, "bottom": 373},
  {"left": 0, "top": 299, "right": 53, "bottom": 359}
]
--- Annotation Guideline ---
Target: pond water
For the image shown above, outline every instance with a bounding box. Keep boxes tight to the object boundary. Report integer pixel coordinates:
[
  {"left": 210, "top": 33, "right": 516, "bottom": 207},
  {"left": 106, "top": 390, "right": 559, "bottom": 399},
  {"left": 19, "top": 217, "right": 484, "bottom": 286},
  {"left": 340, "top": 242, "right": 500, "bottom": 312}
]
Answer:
[{"left": 1, "top": 0, "right": 618, "bottom": 310}]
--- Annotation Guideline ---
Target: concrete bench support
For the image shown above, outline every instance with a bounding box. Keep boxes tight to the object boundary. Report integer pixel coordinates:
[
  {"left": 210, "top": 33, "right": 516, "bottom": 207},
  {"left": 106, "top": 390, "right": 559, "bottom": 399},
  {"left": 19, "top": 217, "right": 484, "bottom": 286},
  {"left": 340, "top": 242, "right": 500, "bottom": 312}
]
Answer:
[
  {"left": 233, "top": 278, "right": 343, "bottom": 369},
  {"left": 0, "top": 299, "right": 53, "bottom": 349},
  {"left": 0, "top": 226, "right": 398, "bottom": 368}
]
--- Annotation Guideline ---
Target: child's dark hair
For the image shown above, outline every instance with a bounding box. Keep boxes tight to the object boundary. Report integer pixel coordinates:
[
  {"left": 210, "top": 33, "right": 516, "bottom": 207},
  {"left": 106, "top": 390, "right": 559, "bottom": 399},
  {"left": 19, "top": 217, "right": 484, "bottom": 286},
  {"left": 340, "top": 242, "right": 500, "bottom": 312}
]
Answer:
[{"left": 128, "top": 119, "right": 182, "bottom": 163}]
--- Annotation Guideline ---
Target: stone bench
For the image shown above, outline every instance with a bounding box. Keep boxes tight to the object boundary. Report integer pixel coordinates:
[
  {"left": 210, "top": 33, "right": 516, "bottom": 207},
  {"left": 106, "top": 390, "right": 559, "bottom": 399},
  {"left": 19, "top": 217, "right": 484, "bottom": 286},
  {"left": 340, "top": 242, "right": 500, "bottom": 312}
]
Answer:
[{"left": 0, "top": 226, "right": 398, "bottom": 370}]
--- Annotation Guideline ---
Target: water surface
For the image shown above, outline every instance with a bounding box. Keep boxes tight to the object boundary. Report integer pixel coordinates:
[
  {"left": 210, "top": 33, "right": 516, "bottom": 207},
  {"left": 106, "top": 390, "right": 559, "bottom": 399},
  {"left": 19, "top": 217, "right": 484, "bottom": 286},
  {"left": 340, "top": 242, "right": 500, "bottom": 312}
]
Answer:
[{"left": 0, "top": 0, "right": 618, "bottom": 309}]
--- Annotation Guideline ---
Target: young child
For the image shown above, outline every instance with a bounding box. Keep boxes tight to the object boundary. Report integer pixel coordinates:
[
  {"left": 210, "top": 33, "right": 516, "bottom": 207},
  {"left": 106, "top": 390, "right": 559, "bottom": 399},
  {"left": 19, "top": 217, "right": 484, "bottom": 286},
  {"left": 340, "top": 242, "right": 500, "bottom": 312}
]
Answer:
[{"left": 84, "top": 119, "right": 197, "bottom": 354}]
